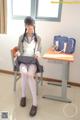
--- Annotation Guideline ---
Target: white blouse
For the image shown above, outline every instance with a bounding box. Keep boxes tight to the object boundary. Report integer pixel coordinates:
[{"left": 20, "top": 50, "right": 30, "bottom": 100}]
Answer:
[{"left": 23, "top": 37, "right": 40, "bottom": 57}]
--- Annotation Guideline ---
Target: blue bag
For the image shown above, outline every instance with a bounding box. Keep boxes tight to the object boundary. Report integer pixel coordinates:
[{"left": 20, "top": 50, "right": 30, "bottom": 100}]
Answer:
[{"left": 53, "top": 35, "right": 76, "bottom": 54}]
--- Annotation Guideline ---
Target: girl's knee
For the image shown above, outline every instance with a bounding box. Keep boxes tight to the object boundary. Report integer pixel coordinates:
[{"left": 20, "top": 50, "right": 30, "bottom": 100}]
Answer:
[
  {"left": 20, "top": 68, "right": 28, "bottom": 75},
  {"left": 28, "top": 72, "right": 35, "bottom": 79},
  {"left": 22, "top": 71, "right": 28, "bottom": 76}
]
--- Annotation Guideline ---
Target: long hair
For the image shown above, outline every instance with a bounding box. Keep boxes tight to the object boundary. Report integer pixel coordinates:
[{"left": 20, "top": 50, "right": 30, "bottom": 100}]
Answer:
[
  {"left": 22, "top": 28, "right": 27, "bottom": 43},
  {"left": 33, "top": 26, "right": 37, "bottom": 42}
]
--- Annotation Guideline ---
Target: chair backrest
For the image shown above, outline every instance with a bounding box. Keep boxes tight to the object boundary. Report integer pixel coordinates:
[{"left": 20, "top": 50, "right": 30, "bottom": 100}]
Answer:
[
  {"left": 11, "top": 46, "right": 19, "bottom": 70},
  {"left": 11, "top": 46, "right": 19, "bottom": 57}
]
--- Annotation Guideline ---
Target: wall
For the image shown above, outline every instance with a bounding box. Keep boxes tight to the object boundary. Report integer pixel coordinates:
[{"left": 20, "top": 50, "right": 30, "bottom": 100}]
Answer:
[{"left": 0, "top": 1, "right": 80, "bottom": 83}]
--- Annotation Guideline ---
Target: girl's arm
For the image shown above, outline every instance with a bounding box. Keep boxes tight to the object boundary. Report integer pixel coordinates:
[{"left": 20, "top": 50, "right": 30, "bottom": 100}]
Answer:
[{"left": 35, "top": 36, "right": 41, "bottom": 58}]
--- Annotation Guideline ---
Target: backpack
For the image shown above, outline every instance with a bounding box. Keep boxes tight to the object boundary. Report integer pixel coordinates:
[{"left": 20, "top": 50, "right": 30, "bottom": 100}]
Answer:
[{"left": 53, "top": 35, "right": 76, "bottom": 54}]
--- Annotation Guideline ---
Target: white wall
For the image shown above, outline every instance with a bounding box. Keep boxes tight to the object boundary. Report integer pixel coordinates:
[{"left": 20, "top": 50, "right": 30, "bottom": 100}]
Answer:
[
  {"left": 0, "top": 1, "right": 80, "bottom": 83},
  {"left": 0, "top": 34, "right": 19, "bottom": 70}
]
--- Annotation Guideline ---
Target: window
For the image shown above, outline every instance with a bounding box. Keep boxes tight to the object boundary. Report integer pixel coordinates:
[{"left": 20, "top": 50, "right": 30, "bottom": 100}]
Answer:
[
  {"left": 12, "top": 0, "right": 31, "bottom": 18},
  {"left": 12, "top": 0, "right": 62, "bottom": 21},
  {"left": 36, "top": 0, "right": 62, "bottom": 21}
]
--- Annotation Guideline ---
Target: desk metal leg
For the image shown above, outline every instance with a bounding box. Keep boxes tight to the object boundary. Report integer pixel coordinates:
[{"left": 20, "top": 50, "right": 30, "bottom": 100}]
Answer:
[
  {"left": 48, "top": 82, "right": 71, "bottom": 88},
  {"left": 61, "top": 62, "right": 71, "bottom": 102},
  {"left": 43, "top": 61, "right": 71, "bottom": 103}
]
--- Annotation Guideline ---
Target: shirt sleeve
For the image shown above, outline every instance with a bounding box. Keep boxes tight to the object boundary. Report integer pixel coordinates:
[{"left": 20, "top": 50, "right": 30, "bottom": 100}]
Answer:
[
  {"left": 35, "top": 35, "right": 41, "bottom": 57},
  {"left": 18, "top": 35, "right": 24, "bottom": 55}
]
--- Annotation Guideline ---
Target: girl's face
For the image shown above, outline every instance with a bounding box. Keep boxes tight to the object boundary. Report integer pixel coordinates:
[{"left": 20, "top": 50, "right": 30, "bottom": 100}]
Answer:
[{"left": 25, "top": 25, "right": 34, "bottom": 35}]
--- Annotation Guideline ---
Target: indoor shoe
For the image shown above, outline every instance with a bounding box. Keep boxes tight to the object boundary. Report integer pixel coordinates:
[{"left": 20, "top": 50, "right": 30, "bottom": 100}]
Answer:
[
  {"left": 29, "top": 105, "right": 37, "bottom": 117},
  {"left": 20, "top": 97, "right": 26, "bottom": 107}
]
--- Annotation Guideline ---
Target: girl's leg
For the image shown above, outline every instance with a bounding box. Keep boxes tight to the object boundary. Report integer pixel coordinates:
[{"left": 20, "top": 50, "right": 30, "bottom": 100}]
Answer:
[
  {"left": 20, "top": 63, "right": 28, "bottom": 106},
  {"left": 28, "top": 64, "right": 37, "bottom": 116},
  {"left": 28, "top": 64, "right": 37, "bottom": 106}
]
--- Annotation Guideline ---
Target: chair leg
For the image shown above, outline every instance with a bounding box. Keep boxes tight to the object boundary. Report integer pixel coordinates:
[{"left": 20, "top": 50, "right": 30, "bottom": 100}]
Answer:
[
  {"left": 13, "top": 72, "right": 17, "bottom": 91},
  {"left": 40, "top": 72, "right": 43, "bottom": 86},
  {"left": 35, "top": 75, "right": 38, "bottom": 96},
  {"left": 36, "top": 72, "right": 43, "bottom": 95}
]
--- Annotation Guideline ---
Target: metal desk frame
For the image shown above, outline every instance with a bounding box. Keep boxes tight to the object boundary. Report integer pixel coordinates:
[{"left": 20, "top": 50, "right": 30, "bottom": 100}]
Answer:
[{"left": 43, "top": 51, "right": 74, "bottom": 103}]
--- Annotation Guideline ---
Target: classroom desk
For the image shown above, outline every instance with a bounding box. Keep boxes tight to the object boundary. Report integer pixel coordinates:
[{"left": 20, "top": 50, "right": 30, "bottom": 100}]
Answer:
[{"left": 42, "top": 48, "right": 74, "bottom": 103}]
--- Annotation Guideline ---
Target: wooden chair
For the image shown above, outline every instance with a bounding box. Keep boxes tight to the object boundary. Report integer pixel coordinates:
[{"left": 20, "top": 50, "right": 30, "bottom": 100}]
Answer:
[{"left": 11, "top": 46, "right": 43, "bottom": 94}]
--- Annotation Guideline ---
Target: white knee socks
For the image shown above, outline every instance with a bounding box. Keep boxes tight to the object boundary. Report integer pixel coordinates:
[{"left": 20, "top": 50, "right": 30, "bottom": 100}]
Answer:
[
  {"left": 20, "top": 64, "right": 28, "bottom": 98},
  {"left": 20, "top": 64, "right": 37, "bottom": 106},
  {"left": 28, "top": 77, "right": 37, "bottom": 106},
  {"left": 21, "top": 73, "right": 27, "bottom": 97}
]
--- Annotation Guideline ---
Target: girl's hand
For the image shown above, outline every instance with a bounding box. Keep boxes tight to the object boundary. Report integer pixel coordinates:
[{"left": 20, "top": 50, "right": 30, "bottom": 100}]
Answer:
[
  {"left": 34, "top": 51, "right": 41, "bottom": 59},
  {"left": 15, "top": 51, "right": 20, "bottom": 56},
  {"left": 34, "top": 55, "right": 39, "bottom": 59}
]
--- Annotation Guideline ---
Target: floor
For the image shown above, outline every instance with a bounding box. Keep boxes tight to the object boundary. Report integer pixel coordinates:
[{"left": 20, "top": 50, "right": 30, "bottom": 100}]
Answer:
[{"left": 0, "top": 73, "right": 80, "bottom": 120}]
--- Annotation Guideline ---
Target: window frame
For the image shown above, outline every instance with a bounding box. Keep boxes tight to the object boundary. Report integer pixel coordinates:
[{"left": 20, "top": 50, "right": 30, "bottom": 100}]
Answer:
[
  {"left": 35, "top": 0, "right": 63, "bottom": 22},
  {"left": 11, "top": 0, "right": 62, "bottom": 22},
  {"left": 11, "top": 0, "right": 33, "bottom": 19}
]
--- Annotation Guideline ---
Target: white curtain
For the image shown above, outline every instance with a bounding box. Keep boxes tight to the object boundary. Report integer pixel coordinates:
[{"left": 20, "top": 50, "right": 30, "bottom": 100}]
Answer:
[{"left": 0, "top": 0, "right": 7, "bottom": 33}]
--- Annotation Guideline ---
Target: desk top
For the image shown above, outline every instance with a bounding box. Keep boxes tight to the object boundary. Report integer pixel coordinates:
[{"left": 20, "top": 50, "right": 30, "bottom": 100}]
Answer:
[{"left": 43, "top": 48, "right": 74, "bottom": 62}]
